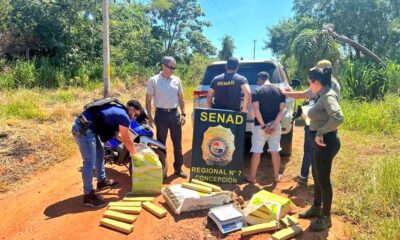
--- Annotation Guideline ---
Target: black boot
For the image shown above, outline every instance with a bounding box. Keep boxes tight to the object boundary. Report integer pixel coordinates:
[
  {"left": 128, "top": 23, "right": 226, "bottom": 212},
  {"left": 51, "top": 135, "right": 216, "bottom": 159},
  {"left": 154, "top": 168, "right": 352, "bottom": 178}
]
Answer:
[
  {"left": 299, "top": 205, "right": 322, "bottom": 219},
  {"left": 310, "top": 215, "right": 332, "bottom": 232}
]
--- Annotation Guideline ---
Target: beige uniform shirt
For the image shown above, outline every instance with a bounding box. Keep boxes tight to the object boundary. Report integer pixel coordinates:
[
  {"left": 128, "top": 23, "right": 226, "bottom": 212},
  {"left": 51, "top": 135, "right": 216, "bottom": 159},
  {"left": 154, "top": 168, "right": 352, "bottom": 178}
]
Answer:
[
  {"left": 308, "top": 86, "right": 344, "bottom": 137},
  {"left": 146, "top": 72, "right": 183, "bottom": 109}
]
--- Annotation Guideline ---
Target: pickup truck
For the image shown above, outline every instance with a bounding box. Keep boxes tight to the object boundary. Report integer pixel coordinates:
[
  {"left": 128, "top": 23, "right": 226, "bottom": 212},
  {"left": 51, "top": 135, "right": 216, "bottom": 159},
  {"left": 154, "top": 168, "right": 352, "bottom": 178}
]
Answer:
[{"left": 192, "top": 60, "right": 297, "bottom": 156}]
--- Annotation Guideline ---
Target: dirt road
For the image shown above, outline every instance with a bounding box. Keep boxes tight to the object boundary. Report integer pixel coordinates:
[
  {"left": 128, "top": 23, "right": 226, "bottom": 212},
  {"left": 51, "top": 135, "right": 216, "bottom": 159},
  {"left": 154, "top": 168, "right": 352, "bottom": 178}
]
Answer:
[{"left": 0, "top": 102, "right": 350, "bottom": 240}]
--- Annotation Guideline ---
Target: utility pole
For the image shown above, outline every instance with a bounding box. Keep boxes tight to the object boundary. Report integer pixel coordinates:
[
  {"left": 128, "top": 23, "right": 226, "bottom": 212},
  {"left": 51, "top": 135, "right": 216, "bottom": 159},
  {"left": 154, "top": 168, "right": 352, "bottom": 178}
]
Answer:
[
  {"left": 253, "top": 40, "right": 256, "bottom": 60},
  {"left": 102, "top": 0, "right": 110, "bottom": 97}
]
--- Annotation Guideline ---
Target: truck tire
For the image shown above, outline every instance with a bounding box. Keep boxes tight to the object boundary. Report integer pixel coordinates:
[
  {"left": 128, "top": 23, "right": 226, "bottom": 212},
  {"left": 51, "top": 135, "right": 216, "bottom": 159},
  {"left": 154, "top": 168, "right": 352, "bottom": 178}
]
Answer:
[{"left": 280, "top": 126, "right": 293, "bottom": 156}]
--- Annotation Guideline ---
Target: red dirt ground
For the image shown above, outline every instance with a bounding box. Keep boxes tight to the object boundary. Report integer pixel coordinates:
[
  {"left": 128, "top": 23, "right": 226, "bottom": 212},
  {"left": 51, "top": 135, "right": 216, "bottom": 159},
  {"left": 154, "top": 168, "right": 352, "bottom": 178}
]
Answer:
[{"left": 0, "top": 102, "right": 350, "bottom": 240}]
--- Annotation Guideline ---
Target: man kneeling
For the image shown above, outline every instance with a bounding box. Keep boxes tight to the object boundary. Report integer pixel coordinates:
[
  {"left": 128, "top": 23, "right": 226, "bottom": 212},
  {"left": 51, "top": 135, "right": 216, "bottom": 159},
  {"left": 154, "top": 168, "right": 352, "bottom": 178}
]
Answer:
[{"left": 248, "top": 71, "right": 286, "bottom": 183}]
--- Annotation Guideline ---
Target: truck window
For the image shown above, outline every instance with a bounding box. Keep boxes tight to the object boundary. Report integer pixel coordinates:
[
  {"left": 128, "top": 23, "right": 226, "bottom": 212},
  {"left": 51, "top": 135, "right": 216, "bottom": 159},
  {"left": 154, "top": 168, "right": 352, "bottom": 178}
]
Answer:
[{"left": 200, "top": 62, "right": 281, "bottom": 85}]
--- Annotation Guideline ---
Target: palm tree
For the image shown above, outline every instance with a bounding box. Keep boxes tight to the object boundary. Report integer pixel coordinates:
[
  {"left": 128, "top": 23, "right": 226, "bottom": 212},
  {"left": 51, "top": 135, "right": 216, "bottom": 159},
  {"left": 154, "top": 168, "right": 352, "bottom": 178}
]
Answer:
[{"left": 290, "top": 29, "right": 340, "bottom": 79}]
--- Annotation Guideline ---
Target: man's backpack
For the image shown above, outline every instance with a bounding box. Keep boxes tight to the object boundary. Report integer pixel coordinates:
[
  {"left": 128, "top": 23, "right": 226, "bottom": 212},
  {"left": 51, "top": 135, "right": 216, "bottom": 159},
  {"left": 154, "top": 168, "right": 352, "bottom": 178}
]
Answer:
[{"left": 83, "top": 97, "right": 127, "bottom": 112}]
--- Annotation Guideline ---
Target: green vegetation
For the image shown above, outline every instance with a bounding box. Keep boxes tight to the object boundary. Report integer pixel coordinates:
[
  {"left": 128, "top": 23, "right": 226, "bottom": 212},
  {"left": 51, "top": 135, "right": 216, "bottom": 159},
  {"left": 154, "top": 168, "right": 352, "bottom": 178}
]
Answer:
[
  {"left": 0, "top": 1, "right": 400, "bottom": 237},
  {"left": 341, "top": 95, "right": 400, "bottom": 136},
  {"left": 329, "top": 96, "right": 400, "bottom": 239},
  {"left": 334, "top": 135, "right": 400, "bottom": 240},
  {"left": 267, "top": 0, "right": 400, "bottom": 100},
  {"left": 0, "top": 0, "right": 215, "bottom": 90}
]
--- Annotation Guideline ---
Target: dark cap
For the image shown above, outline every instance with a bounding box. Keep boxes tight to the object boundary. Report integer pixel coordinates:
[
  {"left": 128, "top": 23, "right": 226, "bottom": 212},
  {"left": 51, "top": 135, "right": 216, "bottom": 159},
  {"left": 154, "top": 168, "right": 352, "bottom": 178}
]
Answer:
[{"left": 226, "top": 57, "right": 239, "bottom": 70}]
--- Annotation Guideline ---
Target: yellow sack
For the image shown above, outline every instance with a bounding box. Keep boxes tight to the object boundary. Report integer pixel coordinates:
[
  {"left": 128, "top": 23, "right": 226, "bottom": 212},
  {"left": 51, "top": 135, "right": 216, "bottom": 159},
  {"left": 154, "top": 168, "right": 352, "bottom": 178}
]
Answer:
[{"left": 131, "top": 144, "right": 162, "bottom": 195}]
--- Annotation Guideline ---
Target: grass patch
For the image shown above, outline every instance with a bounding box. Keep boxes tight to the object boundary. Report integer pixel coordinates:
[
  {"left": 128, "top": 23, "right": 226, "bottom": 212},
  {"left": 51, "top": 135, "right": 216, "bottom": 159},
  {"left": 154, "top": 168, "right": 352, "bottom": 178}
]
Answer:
[
  {"left": 333, "top": 130, "right": 400, "bottom": 239},
  {"left": 341, "top": 94, "right": 400, "bottom": 136},
  {"left": 47, "top": 91, "right": 75, "bottom": 104},
  {"left": 333, "top": 96, "right": 400, "bottom": 239},
  {"left": 0, "top": 81, "right": 145, "bottom": 194},
  {"left": 0, "top": 99, "right": 45, "bottom": 120}
]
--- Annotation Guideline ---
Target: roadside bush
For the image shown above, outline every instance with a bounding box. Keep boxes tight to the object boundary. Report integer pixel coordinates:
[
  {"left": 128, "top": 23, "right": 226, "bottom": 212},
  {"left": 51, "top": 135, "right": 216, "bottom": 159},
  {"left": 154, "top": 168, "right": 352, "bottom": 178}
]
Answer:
[
  {"left": 175, "top": 53, "right": 212, "bottom": 86},
  {"left": 339, "top": 60, "right": 400, "bottom": 100},
  {"left": 35, "top": 58, "right": 61, "bottom": 88},
  {"left": 13, "top": 60, "right": 36, "bottom": 88}
]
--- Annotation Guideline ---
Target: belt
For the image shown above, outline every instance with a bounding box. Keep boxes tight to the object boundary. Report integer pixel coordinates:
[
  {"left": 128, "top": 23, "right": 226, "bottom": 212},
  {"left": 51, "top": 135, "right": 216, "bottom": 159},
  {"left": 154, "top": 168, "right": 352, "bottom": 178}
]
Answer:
[{"left": 156, "top": 107, "right": 177, "bottom": 112}]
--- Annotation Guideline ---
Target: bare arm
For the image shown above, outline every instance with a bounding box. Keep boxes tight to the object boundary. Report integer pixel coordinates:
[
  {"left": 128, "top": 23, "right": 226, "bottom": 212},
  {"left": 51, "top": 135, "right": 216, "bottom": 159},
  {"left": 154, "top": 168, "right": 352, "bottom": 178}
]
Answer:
[
  {"left": 145, "top": 94, "right": 154, "bottom": 128},
  {"left": 282, "top": 89, "right": 309, "bottom": 99},
  {"left": 119, "top": 125, "right": 136, "bottom": 155},
  {"left": 274, "top": 102, "right": 286, "bottom": 125},
  {"left": 241, "top": 84, "right": 251, "bottom": 113},
  {"left": 178, "top": 92, "right": 185, "bottom": 114},
  {"left": 206, "top": 88, "right": 215, "bottom": 108},
  {"left": 178, "top": 92, "right": 186, "bottom": 125}
]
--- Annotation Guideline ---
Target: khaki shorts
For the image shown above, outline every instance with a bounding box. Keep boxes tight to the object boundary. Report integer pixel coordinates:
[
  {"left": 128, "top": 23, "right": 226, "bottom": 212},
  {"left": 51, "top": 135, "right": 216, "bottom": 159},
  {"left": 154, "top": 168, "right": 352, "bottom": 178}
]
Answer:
[{"left": 250, "top": 124, "right": 282, "bottom": 153}]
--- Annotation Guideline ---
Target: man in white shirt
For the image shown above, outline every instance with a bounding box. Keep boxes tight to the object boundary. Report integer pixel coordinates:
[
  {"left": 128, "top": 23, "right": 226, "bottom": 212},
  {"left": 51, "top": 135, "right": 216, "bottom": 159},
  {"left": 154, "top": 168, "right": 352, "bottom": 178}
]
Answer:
[{"left": 146, "top": 56, "right": 187, "bottom": 178}]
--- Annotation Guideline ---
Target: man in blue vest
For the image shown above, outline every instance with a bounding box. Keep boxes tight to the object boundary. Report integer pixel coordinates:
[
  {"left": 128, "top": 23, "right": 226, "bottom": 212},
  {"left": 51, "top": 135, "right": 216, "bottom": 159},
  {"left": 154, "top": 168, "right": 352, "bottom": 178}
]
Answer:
[{"left": 72, "top": 99, "right": 141, "bottom": 207}]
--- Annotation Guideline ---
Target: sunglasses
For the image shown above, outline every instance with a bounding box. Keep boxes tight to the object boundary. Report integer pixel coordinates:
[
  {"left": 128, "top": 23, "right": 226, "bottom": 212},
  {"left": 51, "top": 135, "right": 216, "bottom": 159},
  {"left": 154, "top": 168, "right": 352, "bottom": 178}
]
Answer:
[{"left": 165, "top": 65, "right": 176, "bottom": 70}]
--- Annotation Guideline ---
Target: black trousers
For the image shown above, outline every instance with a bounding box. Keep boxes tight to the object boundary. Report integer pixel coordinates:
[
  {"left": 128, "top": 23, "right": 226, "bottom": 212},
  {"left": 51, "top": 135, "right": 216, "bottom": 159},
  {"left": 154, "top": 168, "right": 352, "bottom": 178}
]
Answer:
[
  {"left": 310, "top": 130, "right": 341, "bottom": 216},
  {"left": 154, "top": 110, "right": 183, "bottom": 171}
]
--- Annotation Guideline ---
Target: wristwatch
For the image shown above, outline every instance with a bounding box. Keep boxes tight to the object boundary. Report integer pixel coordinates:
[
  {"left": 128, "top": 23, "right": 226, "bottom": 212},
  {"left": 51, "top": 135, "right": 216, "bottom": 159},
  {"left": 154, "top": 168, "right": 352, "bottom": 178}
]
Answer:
[
  {"left": 261, "top": 125, "right": 266, "bottom": 129},
  {"left": 181, "top": 113, "right": 186, "bottom": 117}
]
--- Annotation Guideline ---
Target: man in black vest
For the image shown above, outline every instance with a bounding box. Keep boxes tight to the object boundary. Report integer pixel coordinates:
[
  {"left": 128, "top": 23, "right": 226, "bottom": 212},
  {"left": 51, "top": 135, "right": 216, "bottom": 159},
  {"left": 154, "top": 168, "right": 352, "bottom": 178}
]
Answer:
[
  {"left": 206, "top": 57, "right": 251, "bottom": 112},
  {"left": 72, "top": 99, "right": 141, "bottom": 207}
]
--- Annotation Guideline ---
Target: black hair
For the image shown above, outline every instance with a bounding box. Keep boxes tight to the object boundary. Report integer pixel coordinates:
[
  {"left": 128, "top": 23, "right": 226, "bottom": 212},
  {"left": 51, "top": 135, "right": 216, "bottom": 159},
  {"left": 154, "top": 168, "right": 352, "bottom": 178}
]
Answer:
[
  {"left": 126, "top": 100, "right": 144, "bottom": 112},
  {"left": 257, "top": 71, "right": 269, "bottom": 81},
  {"left": 308, "top": 67, "right": 332, "bottom": 86}
]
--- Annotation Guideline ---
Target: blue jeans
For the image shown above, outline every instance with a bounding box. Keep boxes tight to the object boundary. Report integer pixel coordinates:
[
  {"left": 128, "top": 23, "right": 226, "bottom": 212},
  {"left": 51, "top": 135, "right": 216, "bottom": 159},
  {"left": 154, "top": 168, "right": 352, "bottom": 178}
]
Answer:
[
  {"left": 300, "top": 125, "right": 313, "bottom": 178},
  {"left": 72, "top": 119, "right": 106, "bottom": 194}
]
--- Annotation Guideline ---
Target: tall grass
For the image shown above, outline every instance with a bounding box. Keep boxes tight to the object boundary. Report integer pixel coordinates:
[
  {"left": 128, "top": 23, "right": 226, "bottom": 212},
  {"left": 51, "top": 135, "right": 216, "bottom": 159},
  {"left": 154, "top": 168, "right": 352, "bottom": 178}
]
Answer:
[
  {"left": 340, "top": 95, "right": 400, "bottom": 136},
  {"left": 0, "top": 58, "right": 157, "bottom": 90},
  {"left": 339, "top": 60, "right": 400, "bottom": 100}
]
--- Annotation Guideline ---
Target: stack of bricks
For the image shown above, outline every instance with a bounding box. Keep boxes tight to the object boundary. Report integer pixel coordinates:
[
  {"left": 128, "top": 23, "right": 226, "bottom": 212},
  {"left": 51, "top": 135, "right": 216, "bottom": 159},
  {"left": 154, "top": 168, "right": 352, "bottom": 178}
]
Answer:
[
  {"left": 271, "top": 215, "right": 302, "bottom": 240},
  {"left": 240, "top": 215, "right": 303, "bottom": 239},
  {"left": 180, "top": 179, "right": 222, "bottom": 194},
  {"left": 99, "top": 196, "right": 168, "bottom": 234}
]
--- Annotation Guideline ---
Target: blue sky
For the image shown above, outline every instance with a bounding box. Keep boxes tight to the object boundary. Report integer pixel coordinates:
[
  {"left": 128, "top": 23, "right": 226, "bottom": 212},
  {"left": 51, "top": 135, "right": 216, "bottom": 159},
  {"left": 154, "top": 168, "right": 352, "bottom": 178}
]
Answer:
[{"left": 198, "top": 0, "right": 293, "bottom": 60}]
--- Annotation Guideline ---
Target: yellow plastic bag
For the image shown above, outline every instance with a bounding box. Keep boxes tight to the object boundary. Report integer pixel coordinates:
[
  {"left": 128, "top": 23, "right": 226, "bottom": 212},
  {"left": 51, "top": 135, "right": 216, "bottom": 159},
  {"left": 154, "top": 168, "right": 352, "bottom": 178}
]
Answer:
[
  {"left": 243, "top": 190, "right": 294, "bottom": 225},
  {"left": 131, "top": 144, "right": 162, "bottom": 195}
]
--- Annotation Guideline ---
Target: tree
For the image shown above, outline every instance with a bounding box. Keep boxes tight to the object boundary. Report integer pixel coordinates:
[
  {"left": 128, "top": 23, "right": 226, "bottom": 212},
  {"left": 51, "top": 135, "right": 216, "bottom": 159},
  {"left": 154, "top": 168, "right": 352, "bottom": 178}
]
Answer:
[
  {"left": 291, "top": 29, "right": 339, "bottom": 78},
  {"left": 292, "top": 0, "right": 400, "bottom": 61},
  {"left": 218, "top": 35, "right": 235, "bottom": 60},
  {"left": 266, "top": 17, "right": 318, "bottom": 61},
  {"left": 148, "top": 0, "right": 215, "bottom": 58},
  {"left": 187, "top": 32, "right": 216, "bottom": 56}
]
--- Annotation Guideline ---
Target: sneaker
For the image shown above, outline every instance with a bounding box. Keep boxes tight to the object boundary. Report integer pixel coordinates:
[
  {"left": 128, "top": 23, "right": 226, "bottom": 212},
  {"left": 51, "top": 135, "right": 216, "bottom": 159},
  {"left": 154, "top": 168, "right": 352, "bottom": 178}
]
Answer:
[
  {"left": 299, "top": 205, "right": 322, "bottom": 219},
  {"left": 97, "top": 178, "right": 120, "bottom": 190},
  {"left": 83, "top": 190, "right": 107, "bottom": 208},
  {"left": 310, "top": 215, "right": 332, "bottom": 232}
]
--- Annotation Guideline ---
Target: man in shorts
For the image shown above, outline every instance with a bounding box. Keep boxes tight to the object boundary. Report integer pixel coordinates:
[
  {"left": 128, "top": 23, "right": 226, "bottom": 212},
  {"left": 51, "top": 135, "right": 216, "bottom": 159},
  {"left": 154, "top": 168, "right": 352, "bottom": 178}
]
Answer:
[{"left": 247, "top": 71, "right": 286, "bottom": 183}]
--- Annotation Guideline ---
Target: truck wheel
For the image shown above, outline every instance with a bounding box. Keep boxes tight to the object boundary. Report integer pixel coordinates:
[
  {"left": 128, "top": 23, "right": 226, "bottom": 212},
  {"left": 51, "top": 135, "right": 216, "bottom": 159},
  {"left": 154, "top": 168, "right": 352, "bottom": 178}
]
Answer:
[
  {"left": 280, "top": 126, "right": 293, "bottom": 156},
  {"left": 152, "top": 148, "right": 168, "bottom": 179}
]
